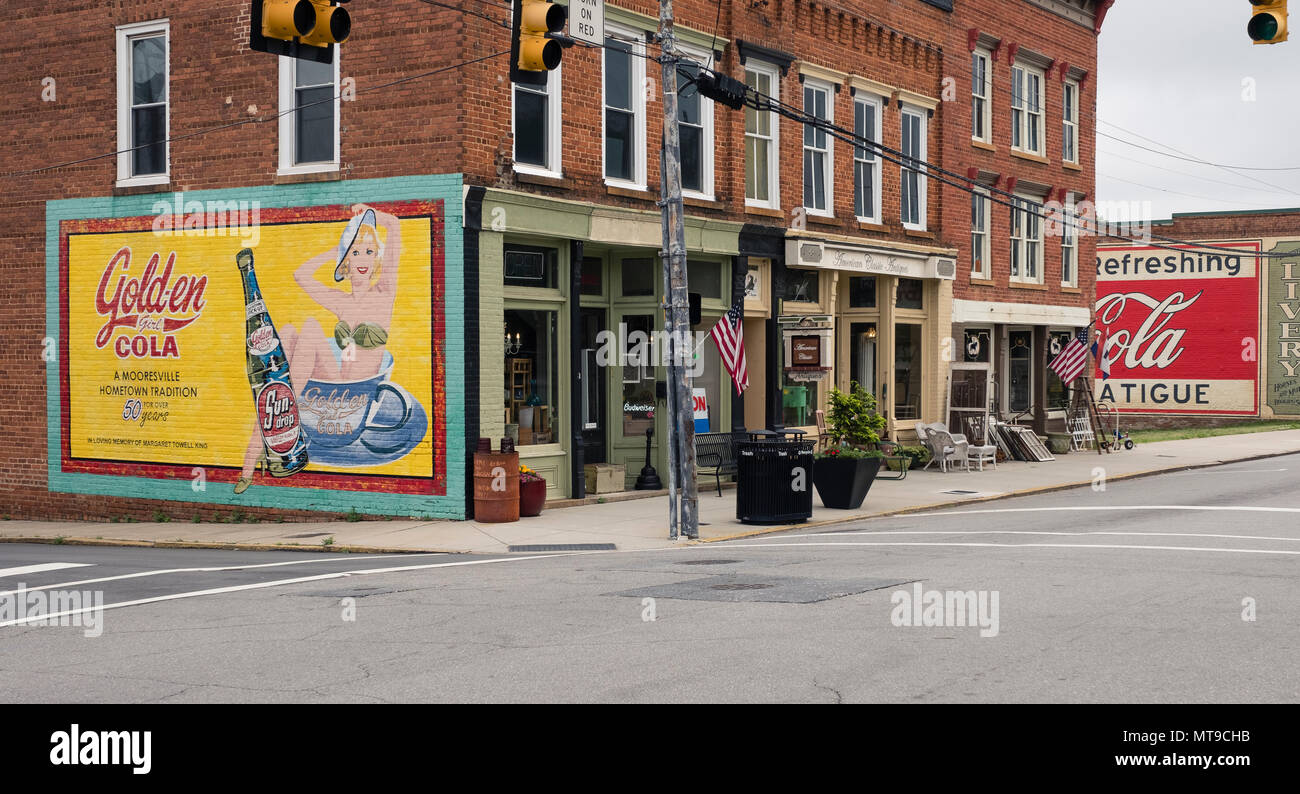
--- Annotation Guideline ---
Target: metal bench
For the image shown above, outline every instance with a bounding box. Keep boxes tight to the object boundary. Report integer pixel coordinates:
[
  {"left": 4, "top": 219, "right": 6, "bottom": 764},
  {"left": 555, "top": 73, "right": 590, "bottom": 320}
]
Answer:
[{"left": 695, "top": 432, "right": 739, "bottom": 496}]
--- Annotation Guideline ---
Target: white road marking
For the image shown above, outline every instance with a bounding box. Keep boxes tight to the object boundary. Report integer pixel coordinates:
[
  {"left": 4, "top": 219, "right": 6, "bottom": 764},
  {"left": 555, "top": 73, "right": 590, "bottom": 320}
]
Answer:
[
  {"left": 0, "top": 562, "right": 94, "bottom": 578},
  {"left": 717, "top": 541, "right": 1300, "bottom": 557},
  {"left": 911, "top": 505, "right": 1300, "bottom": 517},
  {"left": 805, "top": 530, "right": 1300, "bottom": 542},
  {"left": 0, "top": 552, "right": 449, "bottom": 598},
  {"left": 0, "top": 554, "right": 561, "bottom": 629}
]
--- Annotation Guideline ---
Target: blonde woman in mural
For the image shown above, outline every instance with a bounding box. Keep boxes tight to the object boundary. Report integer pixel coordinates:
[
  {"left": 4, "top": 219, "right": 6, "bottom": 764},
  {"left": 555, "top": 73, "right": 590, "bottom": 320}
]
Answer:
[{"left": 235, "top": 204, "right": 402, "bottom": 493}]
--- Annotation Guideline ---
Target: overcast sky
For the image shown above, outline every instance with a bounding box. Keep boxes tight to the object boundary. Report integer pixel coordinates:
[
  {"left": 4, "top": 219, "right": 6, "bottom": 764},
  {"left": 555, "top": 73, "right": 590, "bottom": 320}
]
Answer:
[{"left": 1096, "top": 0, "right": 1300, "bottom": 220}]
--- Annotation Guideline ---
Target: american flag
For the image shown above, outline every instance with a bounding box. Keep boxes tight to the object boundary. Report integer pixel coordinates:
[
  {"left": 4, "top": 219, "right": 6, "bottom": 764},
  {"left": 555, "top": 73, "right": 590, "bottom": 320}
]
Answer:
[
  {"left": 710, "top": 301, "right": 749, "bottom": 395},
  {"left": 1048, "top": 328, "right": 1090, "bottom": 384}
]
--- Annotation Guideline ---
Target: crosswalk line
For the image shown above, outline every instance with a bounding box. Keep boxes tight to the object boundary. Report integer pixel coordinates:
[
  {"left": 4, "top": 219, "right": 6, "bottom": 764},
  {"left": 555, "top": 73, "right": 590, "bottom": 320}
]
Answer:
[{"left": 0, "top": 562, "right": 95, "bottom": 578}]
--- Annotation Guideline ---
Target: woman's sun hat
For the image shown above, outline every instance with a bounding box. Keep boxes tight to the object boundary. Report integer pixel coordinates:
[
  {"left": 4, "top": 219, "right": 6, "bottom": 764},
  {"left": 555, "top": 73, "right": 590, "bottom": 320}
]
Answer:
[{"left": 334, "top": 208, "right": 381, "bottom": 282}]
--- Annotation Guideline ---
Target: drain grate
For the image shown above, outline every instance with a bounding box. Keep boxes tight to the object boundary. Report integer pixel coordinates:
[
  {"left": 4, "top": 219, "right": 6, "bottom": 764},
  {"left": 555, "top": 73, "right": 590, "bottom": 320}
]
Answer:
[
  {"left": 284, "top": 532, "right": 330, "bottom": 539},
  {"left": 610, "top": 575, "right": 917, "bottom": 604},
  {"left": 678, "top": 559, "right": 742, "bottom": 566},
  {"left": 710, "top": 582, "right": 773, "bottom": 591},
  {"left": 508, "top": 543, "right": 617, "bottom": 552},
  {"left": 942, "top": 490, "right": 979, "bottom": 495}
]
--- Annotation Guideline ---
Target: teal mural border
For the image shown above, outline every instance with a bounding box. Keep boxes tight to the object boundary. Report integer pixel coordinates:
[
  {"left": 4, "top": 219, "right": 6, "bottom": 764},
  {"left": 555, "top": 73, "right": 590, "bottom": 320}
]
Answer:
[{"left": 45, "top": 175, "right": 467, "bottom": 518}]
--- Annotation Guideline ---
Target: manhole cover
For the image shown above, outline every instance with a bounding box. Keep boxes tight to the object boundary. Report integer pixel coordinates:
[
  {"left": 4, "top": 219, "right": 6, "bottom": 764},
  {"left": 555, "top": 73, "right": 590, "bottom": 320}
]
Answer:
[
  {"left": 710, "top": 583, "right": 774, "bottom": 591},
  {"left": 679, "top": 559, "right": 741, "bottom": 566}
]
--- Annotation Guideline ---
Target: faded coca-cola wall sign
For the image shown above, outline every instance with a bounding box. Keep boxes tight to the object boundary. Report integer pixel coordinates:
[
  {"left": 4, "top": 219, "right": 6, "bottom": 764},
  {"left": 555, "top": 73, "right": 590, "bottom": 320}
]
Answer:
[{"left": 1094, "top": 242, "right": 1261, "bottom": 415}]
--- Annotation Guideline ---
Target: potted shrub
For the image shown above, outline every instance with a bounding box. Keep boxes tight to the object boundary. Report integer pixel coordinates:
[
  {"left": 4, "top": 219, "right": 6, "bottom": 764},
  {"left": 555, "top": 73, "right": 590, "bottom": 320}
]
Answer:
[
  {"left": 814, "top": 381, "right": 888, "bottom": 509},
  {"left": 519, "top": 465, "right": 547, "bottom": 517}
]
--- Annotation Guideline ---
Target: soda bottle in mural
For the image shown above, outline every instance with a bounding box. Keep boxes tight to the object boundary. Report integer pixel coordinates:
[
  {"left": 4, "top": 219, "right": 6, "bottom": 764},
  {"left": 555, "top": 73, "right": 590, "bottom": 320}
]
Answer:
[{"left": 236, "top": 248, "right": 310, "bottom": 477}]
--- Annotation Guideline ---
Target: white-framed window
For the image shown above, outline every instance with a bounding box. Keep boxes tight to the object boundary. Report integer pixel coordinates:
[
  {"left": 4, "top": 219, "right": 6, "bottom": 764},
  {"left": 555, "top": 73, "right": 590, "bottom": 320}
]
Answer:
[
  {"left": 278, "top": 55, "right": 340, "bottom": 175},
  {"left": 116, "top": 20, "right": 170, "bottom": 186},
  {"left": 677, "top": 44, "right": 715, "bottom": 199},
  {"left": 1062, "top": 79, "right": 1079, "bottom": 164},
  {"left": 853, "top": 94, "right": 882, "bottom": 223},
  {"left": 1011, "top": 64, "right": 1044, "bottom": 155},
  {"left": 802, "top": 78, "right": 833, "bottom": 216},
  {"left": 1061, "top": 204, "right": 1078, "bottom": 287},
  {"left": 972, "top": 48, "right": 991, "bottom": 142},
  {"left": 900, "top": 104, "right": 927, "bottom": 230},
  {"left": 513, "top": 67, "right": 563, "bottom": 177},
  {"left": 971, "top": 187, "right": 990, "bottom": 279},
  {"left": 603, "top": 25, "right": 647, "bottom": 189},
  {"left": 1010, "top": 194, "right": 1043, "bottom": 283},
  {"left": 744, "top": 62, "right": 780, "bottom": 209}
]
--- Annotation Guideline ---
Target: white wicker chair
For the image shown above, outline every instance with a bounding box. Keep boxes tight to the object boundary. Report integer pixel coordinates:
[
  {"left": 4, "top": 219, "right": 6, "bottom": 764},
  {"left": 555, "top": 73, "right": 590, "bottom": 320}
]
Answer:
[{"left": 926, "top": 427, "right": 970, "bottom": 473}]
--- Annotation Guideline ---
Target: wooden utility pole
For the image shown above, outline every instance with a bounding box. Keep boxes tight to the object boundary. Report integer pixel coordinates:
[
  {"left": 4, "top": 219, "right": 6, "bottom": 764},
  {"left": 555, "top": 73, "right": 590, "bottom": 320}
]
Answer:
[{"left": 658, "top": 0, "right": 699, "bottom": 539}]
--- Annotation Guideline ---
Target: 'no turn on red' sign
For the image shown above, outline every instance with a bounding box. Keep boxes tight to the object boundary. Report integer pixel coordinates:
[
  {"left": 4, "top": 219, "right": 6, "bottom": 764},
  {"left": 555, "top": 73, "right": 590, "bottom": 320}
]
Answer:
[{"left": 570, "top": 0, "right": 604, "bottom": 46}]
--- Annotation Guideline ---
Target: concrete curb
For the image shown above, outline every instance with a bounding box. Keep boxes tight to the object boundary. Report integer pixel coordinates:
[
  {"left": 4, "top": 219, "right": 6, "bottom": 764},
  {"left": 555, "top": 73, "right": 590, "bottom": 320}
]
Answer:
[
  {"left": 3, "top": 446, "right": 1296, "bottom": 555},
  {"left": 699, "top": 447, "right": 1299, "bottom": 542}
]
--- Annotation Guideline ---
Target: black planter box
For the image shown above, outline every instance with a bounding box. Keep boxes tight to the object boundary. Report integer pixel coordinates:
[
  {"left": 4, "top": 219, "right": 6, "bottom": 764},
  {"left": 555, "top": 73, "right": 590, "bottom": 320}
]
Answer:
[{"left": 813, "top": 456, "right": 881, "bottom": 509}]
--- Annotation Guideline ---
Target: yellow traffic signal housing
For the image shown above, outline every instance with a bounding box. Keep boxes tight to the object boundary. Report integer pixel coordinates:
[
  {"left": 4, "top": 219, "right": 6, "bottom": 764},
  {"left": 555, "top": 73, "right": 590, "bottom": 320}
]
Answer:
[
  {"left": 251, "top": 0, "right": 350, "bottom": 64},
  {"left": 511, "top": 0, "right": 567, "bottom": 86},
  {"left": 1249, "top": 0, "right": 1288, "bottom": 44}
]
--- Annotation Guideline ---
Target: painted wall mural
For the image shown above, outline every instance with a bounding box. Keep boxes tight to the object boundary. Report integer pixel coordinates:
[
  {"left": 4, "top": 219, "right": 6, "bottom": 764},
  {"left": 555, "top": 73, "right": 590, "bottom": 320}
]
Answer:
[
  {"left": 1094, "top": 242, "right": 1261, "bottom": 415},
  {"left": 47, "top": 177, "right": 465, "bottom": 517}
]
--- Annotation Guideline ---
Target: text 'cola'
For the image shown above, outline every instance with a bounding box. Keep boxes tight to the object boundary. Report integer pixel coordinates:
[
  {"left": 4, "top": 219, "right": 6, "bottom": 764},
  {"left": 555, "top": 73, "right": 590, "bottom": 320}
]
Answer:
[{"left": 237, "top": 248, "right": 309, "bottom": 476}]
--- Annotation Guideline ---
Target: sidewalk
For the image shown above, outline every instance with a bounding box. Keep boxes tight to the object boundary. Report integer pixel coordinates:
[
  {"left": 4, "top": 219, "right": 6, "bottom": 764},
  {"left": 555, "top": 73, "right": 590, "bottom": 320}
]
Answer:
[{"left": 5, "top": 430, "right": 1300, "bottom": 554}]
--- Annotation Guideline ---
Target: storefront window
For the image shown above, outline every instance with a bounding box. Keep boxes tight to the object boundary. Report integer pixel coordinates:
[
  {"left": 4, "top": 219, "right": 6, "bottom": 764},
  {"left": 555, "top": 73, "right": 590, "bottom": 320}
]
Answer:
[
  {"left": 896, "top": 278, "right": 924, "bottom": 310},
  {"left": 1046, "top": 330, "right": 1074, "bottom": 411},
  {"left": 849, "top": 322, "right": 877, "bottom": 397},
  {"left": 621, "top": 314, "right": 656, "bottom": 436},
  {"left": 580, "top": 256, "right": 603, "bottom": 296},
  {"left": 1008, "top": 329, "right": 1033, "bottom": 414},
  {"left": 848, "top": 276, "right": 876, "bottom": 308},
  {"left": 504, "top": 308, "right": 558, "bottom": 445},
  {"left": 894, "top": 323, "right": 922, "bottom": 420},
  {"left": 621, "top": 258, "right": 654, "bottom": 296},
  {"left": 784, "top": 269, "right": 819, "bottom": 303},
  {"left": 687, "top": 260, "right": 722, "bottom": 299},
  {"left": 504, "top": 245, "right": 557, "bottom": 289}
]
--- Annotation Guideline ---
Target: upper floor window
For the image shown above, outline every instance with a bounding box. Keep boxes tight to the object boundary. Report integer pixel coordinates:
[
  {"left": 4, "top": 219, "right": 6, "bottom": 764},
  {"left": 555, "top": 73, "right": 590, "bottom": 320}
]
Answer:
[
  {"left": 677, "top": 50, "right": 714, "bottom": 198},
  {"left": 603, "top": 27, "right": 647, "bottom": 188},
  {"left": 116, "top": 20, "right": 169, "bottom": 186},
  {"left": 971, "top": 188, "right": 990, "bottom": 280},
  {"left": 1010, "top": 195, "right": 1043, "bottom": 284},
  {"left": 1063, "top": 80, "right": 1079, "bottom": 164},
  {"left": 972, "top": 49, "right": 991, "bottom": 142},
  {"left": 513, "top": 68, "right": 563, "bottom": 177},
  {"left": 745, "top": 63, "right": 780, "bottom": 209},
  {"left": 900, "top": 105, "right": 927, "bottom": 230},
  {"left": 279, "top": 55, "right": 339, "bottom": 174},
  {"left": 853, "top": 95, "right": 882, "bottom": 224},
  {"left": 1061, "top": 205, "right": 1078, "bottom": 287},
  {"left": 1011, "top": 64, "right": 1044, "bottom": 155},
  {"left": 802, "top": 79, "right": 833, "bottom": 215}
]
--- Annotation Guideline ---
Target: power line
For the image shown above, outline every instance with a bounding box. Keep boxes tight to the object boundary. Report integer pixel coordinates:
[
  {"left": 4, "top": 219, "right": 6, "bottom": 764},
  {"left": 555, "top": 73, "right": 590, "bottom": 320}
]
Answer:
[
  {"left": 1097, "top": 147, "right": 1299, "bottom": 197},
  {"left": 1099, "top": 173, "right": 1284, "bottom": 209},
  {"left": 1097, "top": 129, "right": 1300, "bottom": 172}
]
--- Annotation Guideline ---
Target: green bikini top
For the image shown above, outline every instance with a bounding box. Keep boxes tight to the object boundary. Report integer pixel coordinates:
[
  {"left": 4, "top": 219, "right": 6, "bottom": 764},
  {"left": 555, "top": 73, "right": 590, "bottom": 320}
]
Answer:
[{"left": 334, "top": 320, "right": 389, "bottom": 350}]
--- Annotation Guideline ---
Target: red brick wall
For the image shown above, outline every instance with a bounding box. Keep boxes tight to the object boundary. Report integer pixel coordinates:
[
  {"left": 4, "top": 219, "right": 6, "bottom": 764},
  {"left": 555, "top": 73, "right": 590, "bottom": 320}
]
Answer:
[{"left": 943, "top": 0, "right": 1099, "bottom": 311}]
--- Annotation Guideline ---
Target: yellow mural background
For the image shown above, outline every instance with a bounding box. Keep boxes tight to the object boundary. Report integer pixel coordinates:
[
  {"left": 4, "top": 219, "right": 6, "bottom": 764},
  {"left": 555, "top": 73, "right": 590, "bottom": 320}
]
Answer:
[{"left": 67, "top": 216, "right": 434, "bottom": 477}]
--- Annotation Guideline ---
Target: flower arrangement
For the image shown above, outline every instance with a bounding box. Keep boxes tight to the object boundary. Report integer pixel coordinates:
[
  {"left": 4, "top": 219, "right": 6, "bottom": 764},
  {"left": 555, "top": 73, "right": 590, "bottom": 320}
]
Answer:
[{"left": 519, "top": 464, "right": 544, "bottom": 483}]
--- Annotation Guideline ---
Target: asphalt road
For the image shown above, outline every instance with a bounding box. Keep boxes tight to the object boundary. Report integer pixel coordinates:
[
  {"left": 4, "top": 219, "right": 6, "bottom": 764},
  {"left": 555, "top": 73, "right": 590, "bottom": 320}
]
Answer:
[{"left": 1, "top": 454, "right": 1297, "bottom": 703}]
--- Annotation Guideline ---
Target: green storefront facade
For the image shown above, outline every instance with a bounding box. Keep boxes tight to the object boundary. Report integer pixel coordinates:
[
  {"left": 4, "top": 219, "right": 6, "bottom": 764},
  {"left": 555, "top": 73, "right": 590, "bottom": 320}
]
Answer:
[{"left": 467, "top": 187, "right": 745, "bottom": 500}]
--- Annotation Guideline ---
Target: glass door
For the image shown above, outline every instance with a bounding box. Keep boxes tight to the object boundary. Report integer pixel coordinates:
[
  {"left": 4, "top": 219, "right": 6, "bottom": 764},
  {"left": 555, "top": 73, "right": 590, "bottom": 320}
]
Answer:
[{"left": 579, "top": 307, "right": 608, "bottom": 463}]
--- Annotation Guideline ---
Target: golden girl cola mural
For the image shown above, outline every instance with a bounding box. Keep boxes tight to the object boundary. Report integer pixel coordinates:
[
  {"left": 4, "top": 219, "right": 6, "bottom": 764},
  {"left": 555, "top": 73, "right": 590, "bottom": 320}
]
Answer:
[{"left": 50, "top": 186, "right": 461, "bottom": 517}]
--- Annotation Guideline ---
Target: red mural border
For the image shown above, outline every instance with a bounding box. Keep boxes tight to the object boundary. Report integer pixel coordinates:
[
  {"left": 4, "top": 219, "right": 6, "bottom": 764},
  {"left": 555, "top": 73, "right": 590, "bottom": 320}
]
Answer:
[{"left": 58, "top": 200, "right": 448, "bottom": 497}]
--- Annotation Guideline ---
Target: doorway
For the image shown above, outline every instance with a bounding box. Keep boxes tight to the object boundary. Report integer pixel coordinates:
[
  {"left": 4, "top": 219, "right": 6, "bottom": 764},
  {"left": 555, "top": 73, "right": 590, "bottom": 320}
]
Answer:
[{"left": 579, "top": 307, "right": 608, "bottom": 464}]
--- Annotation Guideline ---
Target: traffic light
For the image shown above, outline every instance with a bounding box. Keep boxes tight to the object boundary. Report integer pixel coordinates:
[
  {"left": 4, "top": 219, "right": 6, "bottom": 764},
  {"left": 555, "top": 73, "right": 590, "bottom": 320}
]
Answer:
[
  {"left": 250, "top": 0, "right": 351, "bottom": 64},
  {"left": 511, "top": 0, "right": 567, "bottom": 87},
  {"left": 1249, "top": 0, "right": 1288, "bottom": 45}
]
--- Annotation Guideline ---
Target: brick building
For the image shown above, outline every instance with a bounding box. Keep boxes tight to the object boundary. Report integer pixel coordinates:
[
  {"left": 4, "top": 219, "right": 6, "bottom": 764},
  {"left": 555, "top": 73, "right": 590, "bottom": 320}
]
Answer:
[{"left": 0, "top": 0, "right": 1107, "bottom": 521}]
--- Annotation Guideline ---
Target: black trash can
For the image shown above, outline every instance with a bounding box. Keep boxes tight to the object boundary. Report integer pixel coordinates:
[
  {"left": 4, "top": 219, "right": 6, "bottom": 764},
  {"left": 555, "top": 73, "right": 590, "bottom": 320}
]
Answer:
[{"left": 736, "top": 432, "right": 815, "bottom": 524}]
